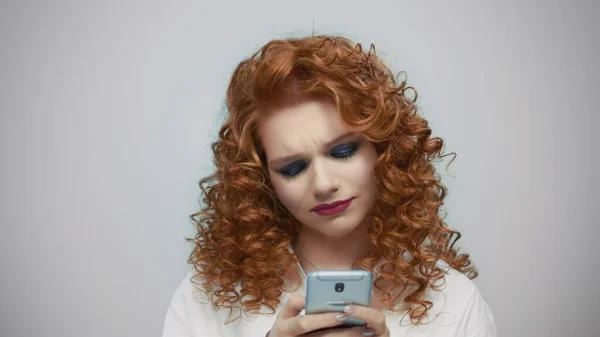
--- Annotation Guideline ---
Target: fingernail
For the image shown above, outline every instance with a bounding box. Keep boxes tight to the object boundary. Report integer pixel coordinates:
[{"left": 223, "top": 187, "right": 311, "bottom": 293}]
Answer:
[
  {"left": 336, "top": 314, "right": 347, "bottom": 321},
  {"left": 361, "top": 329, "right": 375, "bottom": 336},
  {"left": 343, "top": 305, "right": 354, "bottom": 314}
]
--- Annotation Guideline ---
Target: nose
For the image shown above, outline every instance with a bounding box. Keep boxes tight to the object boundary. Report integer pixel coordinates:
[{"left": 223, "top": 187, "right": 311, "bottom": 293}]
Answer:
[{"left": 311, "top": 159, "right": 340, "bottom": 199}]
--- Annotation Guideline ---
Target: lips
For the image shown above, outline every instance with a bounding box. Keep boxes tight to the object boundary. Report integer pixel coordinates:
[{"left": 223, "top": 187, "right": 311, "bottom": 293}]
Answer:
[
  {"left": 311, "top": 197, "right": 354, "bottom": 216},
  {"left": 312, "top": 198, "right": 354, "bottom": 211}
]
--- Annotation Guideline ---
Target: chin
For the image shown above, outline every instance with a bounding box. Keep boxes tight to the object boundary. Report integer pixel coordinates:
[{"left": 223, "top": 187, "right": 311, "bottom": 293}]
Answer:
[
  {"left": 317, "top": 218, "right": 363, "bottom": 237},
  {"left": 323, "top": 228, "right": 360, "bottom": 238}
]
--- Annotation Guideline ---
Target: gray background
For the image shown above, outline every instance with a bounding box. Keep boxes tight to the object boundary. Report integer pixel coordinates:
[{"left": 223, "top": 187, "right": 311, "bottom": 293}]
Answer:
[{"left": 1, "top": 0, "right": 598, "bottom": 336}]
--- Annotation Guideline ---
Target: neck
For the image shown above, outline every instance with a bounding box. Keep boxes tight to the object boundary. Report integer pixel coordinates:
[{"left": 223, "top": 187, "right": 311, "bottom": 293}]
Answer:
[{"left": 293, "top": 217, "right": 372, "bottom": 274}]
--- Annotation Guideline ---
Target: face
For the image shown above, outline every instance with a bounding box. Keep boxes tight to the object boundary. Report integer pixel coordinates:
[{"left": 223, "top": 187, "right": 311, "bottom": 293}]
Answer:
[{"left": 259, "top": 98, "right": 378, "bottom": 238}]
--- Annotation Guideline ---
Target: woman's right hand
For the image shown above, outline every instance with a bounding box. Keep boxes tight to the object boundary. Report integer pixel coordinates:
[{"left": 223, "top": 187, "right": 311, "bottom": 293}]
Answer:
[{"left": 266, "top": 294, "right": 352, "bottom": 337}]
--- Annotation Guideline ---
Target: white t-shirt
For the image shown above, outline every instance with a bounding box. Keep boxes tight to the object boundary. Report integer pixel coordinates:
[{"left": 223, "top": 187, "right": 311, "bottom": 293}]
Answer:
[{"left": 162, "top": 260, "right": 496, "bottom": 337}]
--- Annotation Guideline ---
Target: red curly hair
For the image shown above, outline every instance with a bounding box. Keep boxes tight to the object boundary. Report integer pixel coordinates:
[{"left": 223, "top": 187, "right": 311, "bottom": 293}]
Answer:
[{"left": 187, "top": 35, "right": 477, "bottom": 325}]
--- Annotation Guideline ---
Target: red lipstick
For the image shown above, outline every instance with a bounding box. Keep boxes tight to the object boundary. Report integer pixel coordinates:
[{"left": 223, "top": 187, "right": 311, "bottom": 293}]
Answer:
[{"left": 311, "top": 198, "right": 354, "bottom": 216}]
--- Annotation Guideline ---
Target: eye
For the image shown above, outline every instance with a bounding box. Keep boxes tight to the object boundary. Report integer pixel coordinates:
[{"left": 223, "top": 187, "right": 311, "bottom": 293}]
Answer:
[
  {"left": 330, "top": 142, "right": 360, "bottom": 159},
  {"left": 278, "top": 160, "right": 307, "bottom": 179}
]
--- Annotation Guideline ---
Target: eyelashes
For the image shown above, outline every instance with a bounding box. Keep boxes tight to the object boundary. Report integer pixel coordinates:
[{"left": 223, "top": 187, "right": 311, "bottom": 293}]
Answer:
[
  {"left": 279, "top": 160, "right": 307, "bottom": 179},
  {"left": 277, "top": 141, "right": 361, "bottom": 179},
  {"left": 330, "top": 142, "right": 359, "bottom": 159}
]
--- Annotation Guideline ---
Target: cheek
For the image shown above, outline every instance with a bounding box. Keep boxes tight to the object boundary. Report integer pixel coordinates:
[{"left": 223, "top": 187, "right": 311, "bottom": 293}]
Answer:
[
  {"left": 347, "top": 165, "right": 375, "bottom": 188},
  {"left": 269, "top": 175, "right": 304, "bottom": 210},
  {"left": 348, "top": 151, "right": 377, "bottom": 186}
]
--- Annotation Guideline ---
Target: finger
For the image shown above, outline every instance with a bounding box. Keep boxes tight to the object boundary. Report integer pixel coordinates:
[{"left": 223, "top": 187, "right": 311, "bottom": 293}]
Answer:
[
  {"left": 342, "top": 304, "right": 388, "bottom": 336},
  {"left": 287, "top": 311, "right": 348, "bottom": 335},
  {"left": 277, "top": 294, "right": 305, "bottom": 320},
  {"left": 359, "top": 326, "right": 378, "bottom": 337},
  {"left": 304, "top": 325, "right": 364, "bottom": 337}
]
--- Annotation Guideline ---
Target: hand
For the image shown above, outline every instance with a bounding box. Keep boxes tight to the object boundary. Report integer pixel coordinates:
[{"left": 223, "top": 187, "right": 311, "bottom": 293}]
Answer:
[
  {"left": 330, "top": 303, "right": 390, "bottom": 337},
  {"left": 302, "top": 325, "right": 367, "bottom": 336},
  {"left": 266, "top": 294, "right": 349, "bottom": 337}
]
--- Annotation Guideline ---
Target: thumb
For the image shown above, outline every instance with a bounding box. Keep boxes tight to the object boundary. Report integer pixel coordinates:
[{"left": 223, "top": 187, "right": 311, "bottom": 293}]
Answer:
[{"left": 277, "top": 294, "right": 305, "bottom": 320}]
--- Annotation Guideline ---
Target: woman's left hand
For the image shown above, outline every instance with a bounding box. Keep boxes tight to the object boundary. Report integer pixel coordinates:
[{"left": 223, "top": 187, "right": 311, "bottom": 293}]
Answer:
[
  {"left": 338, "top": 303, "right": 390, "bottom": 337},
  {"left": 297, "top": 303, "right": 391, "bottom": 337}
]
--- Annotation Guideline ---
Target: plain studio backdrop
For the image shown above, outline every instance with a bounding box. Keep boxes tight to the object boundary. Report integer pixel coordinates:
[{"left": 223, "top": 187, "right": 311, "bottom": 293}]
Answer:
[{"left": 1, "top": 1, "right": 598, "bottom": 336}]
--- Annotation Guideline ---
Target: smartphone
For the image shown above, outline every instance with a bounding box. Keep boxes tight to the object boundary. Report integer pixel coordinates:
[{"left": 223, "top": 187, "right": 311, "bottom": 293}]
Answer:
[{"left": 305, "top": 270, "right": 373, "bottom": 326}]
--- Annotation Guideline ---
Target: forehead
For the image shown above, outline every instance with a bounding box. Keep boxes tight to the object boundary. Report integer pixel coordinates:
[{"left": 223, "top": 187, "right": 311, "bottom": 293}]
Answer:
[{"left": 258, "top": 99, "right": 349, "bottom": 156}]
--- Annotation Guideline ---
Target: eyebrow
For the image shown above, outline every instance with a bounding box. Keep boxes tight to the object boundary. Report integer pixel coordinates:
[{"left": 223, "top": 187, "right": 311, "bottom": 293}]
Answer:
[{"left": 267, "top": 131, "right": 359, "bottom": 167}]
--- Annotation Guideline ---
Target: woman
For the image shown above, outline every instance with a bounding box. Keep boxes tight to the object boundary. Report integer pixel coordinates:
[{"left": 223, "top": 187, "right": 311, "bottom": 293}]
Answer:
[{"left": 162, "top": 35, "right": 496, "bottom": 337}]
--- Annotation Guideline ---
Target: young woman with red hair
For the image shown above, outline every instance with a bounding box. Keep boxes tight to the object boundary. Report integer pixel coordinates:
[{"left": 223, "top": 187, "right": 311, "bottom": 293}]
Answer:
[{"left": 162, "top": 35, "right": 496, "bottom": 337}]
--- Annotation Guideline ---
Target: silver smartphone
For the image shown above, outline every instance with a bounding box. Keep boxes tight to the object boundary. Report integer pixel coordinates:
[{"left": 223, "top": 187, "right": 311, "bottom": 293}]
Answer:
[{"left": 305, "top": 270, "right": 373, "bottom": 326}]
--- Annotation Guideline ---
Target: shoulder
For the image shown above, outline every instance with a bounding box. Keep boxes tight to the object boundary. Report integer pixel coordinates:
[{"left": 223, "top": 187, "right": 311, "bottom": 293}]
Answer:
[
  {"left": 390, "top": 261, "right": 497, "bottom": 337},
  {"left": 424, "top": 261, "right": 497, "bottom": 336},
  {"left": 162, "top": 269, "right": 223, "bottom": 337},
  {"left": 162, "top": 269, "right": 281, "bottom": 337},
  {"left": 430, "top": 261, "right": 483, "bottom": 309}
]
